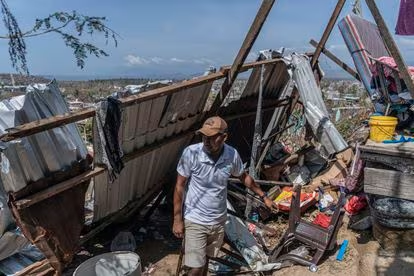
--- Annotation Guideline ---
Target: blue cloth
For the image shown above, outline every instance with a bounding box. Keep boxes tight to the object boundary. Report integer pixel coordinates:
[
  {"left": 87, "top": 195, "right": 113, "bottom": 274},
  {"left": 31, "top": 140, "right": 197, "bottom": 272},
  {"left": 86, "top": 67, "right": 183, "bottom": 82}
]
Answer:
[{"left": 383, "top": 135, "right": 414, "bottom": 143}]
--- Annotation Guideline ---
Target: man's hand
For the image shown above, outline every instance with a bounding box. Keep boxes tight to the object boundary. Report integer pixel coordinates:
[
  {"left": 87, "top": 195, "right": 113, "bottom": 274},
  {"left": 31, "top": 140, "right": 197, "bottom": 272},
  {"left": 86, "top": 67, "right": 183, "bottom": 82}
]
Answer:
[
  {"left": 263, "top": 197, "right": 277, "bottom": 211},
  {"left": 173, "top": 219, "right": 184, "bottom": 238}
]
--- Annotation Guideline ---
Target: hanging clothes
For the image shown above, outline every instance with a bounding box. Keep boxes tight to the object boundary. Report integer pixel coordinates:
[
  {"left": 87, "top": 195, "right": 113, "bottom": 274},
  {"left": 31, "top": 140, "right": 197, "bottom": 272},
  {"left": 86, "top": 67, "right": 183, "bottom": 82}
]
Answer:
[
  {"left": 93, "top": 97, "right": 124, "bottom": 182},
  {"left": 396, "top": 0, "right": 414, "bottom": 35}
]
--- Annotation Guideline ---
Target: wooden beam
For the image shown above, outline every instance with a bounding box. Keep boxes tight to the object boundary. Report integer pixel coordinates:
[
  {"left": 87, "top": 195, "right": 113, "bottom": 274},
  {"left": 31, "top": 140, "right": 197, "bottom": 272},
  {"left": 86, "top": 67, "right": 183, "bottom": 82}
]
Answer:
[
  {"left": 220, "top": 58, "right": 283, "bottom": 72},
  {"left": 365, "top": 0, "right": 414, "bottom": 99},
  {"left": 360, "top": 144, "right": 414, "bottom": 159},
  {"left": 310, "top": 39, "right": 360, "bottom": 81},
  {"left": 119, "top": 72, "right": 225, "bottom": 107},
  {"left": 0, "top": 108, "right": 95, "bottom": 142},
  {"left": 311, "top": 0, "right": 346, "bottom": 69},
  {"left": 209, "top": 0, "right": 276, "bottom": 114},
  {"left": 14, "top": 167, "right": 105, "bottom": 209},
  {"left": 364, "top": 167, "right": 414, "bottom": 200}
]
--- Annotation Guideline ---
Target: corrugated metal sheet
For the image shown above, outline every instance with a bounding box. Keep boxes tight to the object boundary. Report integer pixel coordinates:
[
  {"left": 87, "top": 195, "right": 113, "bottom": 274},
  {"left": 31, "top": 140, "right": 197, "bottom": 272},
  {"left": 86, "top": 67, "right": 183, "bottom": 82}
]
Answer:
[
  {"left": 292, "top": 54, "right": 347, "bottom": 156},
  {"left": 0, "top": 81, "right": 87, "bottom": 193},
  {"left": 93, "top": 81, "right": 213, "bottom": 221},
  {"left": 241, "top": 60, "right": 289, "bottom": 99},
  {"left": 93, "top": 135, "right": 191, "bottom": 221}
]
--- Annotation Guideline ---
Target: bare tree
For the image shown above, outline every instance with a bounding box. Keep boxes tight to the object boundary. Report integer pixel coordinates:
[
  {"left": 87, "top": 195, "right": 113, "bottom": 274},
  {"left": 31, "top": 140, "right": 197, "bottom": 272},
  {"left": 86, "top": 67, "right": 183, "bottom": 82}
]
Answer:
[{"left": 0, "top": 0, "right": 118, "bottom": 74}]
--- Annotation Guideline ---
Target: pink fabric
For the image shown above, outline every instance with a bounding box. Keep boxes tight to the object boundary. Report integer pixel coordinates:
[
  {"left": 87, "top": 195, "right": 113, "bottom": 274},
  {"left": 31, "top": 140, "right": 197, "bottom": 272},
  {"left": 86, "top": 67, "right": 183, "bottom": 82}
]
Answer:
[
  {"left": 370, "top": 56, "right": 414, "bottom": 79},
  {"left": 396, "top": 0, "right": 414, "bottom": 35}
]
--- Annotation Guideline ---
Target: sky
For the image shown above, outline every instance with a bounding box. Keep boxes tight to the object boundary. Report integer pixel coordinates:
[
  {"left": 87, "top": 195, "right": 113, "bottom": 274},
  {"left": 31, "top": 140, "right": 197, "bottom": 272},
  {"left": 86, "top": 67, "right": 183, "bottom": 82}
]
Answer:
[{"left": 1, "top": 0, "right": 414, "bottom": 79}]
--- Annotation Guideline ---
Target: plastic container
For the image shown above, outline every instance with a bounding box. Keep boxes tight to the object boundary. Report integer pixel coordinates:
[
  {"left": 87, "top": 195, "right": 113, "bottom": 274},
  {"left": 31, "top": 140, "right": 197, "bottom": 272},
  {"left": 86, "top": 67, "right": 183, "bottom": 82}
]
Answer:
[
  {"left": 368, "top": 116, "right": 397, "bottom": 142},
  {"left": 73, "top": 251, "right": 141, "bottom": 276}
]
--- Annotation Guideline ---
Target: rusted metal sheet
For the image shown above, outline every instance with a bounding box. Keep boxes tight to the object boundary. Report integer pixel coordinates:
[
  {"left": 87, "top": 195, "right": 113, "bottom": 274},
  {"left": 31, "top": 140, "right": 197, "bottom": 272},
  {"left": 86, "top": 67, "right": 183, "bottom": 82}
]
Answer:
[
  {"left": 241, "top": 60, "right": 289, "bottom": 98},
  {"left": 93, "top": 135, "right": 191, "bottom": 221},
  {"left": 120, "top": 82, "right": 212, "bottom": 154},
  {"left": 159, "top": 82, "right": 212, "bottom": 127},
  {"left": 9, "top": 182, "right": 89, "bottom": 274}
]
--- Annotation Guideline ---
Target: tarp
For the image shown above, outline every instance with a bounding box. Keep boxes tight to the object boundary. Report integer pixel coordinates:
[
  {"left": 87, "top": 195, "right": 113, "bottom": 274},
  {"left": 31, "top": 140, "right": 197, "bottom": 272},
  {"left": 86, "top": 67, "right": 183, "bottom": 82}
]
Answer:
[{"left": 338, "top": 14, "right": 389, "bottom": 102}]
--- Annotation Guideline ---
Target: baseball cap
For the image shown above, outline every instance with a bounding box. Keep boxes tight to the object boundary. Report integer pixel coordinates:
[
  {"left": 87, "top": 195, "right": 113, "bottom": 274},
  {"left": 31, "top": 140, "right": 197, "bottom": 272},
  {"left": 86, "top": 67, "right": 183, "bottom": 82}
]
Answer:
[{"left": 196, "top": 116, "right": 228, "bottom": 136}]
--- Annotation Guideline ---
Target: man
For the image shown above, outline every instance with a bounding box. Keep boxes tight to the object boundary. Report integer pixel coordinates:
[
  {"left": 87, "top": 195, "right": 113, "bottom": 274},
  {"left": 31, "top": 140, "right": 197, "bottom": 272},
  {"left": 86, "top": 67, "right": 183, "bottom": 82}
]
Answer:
[{"left": 172, "top": 116, "right": 275, "bottom": 276}]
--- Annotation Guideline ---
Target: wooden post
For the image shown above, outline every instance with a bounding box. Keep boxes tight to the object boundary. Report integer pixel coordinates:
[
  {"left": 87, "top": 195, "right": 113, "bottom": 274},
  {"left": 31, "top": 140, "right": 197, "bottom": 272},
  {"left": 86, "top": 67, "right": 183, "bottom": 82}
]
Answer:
[
  {"left": 309, "top": 39, "right": 360, "bottom": 81},
  {"left": 311, "top": 0, "right": 346, "bottom": 69},
  {"left": 365, "top": 0, "right": 414, "bottom": 98},
  {"left": 209, "top": 0, "right": 276, "bottom": 114}
]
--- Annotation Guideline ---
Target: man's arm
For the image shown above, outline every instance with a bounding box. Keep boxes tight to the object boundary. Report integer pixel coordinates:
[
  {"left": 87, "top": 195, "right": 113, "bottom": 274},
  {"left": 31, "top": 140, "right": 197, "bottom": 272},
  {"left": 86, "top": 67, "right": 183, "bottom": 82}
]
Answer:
[
  {"left": 173, "top": 173, "right": 187, "bottom": 238},
  {"left": 238, "top": 172, "right": 275, "bottom": 210}
]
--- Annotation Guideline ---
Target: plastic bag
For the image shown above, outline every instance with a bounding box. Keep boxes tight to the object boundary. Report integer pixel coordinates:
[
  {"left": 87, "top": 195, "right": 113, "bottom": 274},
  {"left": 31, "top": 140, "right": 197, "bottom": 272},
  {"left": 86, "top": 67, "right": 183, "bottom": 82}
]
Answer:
[
  {"left": 110, "top": 231, "right": 137, "bottom": 252},
  {"left": 344, "top": 194, "right": 367, "bottom": 215}
]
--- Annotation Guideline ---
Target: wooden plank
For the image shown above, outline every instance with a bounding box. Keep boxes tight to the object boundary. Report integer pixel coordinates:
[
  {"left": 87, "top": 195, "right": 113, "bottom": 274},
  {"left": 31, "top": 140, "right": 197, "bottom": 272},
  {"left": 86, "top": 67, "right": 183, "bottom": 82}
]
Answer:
[
  {"left": 311, "top": 0, "right": 346, "bottom": 69},
  {"left": 309, "top": 39, "right": 360, "bottom": 81},
  {"left": 360, "top": 152, "right": 414, "bottom": 174},
  {"left": 14, "top": 167, "right": 106, "bottom": 209},
  {"left": 209, "top": 0, "right": 276, "bottom": 114},
  {"left": 365, "top": 0, "right": 414, "bottom": 99},
  {"left": 360, "top": 144, "right": 414, "bottom": 159},
  {"left": 364, "top": 167, "right": 414, "bottom": 200},
  {"left": 0, "top": 107, "right": 95, "bottom": 142}
]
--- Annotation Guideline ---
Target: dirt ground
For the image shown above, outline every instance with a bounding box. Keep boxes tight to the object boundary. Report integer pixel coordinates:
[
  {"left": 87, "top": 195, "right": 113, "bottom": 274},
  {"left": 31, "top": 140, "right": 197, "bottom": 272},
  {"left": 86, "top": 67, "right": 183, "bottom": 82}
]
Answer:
[{"left": 64, "top": 203, "right": 414, "bottom": 276}]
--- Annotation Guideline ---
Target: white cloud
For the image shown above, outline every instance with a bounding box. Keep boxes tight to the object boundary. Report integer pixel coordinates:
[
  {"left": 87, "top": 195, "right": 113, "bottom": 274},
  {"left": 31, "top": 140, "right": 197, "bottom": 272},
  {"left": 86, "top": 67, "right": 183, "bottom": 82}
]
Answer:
[
  {"left": 193, "top": 58, "right": 214, "bottom": 65},
  {"left": 124, "top": 55, "right": 217, "bottom": 66},
  {"left": 170, "top": 57, "right": 186, "bottom": 63},
  {"left": 125, "top": 55, "right": 150, "bottom": 66},
  {"left": 151, "top": 57, "right": 164, "bottom": 64}
]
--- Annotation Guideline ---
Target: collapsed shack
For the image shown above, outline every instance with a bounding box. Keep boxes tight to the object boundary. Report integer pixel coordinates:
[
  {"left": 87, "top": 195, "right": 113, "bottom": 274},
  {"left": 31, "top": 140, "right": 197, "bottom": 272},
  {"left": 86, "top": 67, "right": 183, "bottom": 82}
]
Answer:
[{"left": 0, "top": 0, "right": 413, "bottom": 275}]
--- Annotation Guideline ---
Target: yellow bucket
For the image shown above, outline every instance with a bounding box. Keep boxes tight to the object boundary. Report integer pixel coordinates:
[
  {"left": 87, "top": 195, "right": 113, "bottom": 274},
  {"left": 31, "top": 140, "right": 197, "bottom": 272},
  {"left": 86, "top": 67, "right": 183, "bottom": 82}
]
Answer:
[{"left": 369, "top": 116, "right": 398, "bottom": 142}]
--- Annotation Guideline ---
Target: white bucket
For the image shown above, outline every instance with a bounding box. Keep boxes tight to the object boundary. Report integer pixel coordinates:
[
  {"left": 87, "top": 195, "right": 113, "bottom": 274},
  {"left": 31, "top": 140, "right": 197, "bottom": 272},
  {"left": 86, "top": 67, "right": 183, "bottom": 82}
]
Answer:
[{"left": 73, "top": 251, "right": 141, "bottom": 276}]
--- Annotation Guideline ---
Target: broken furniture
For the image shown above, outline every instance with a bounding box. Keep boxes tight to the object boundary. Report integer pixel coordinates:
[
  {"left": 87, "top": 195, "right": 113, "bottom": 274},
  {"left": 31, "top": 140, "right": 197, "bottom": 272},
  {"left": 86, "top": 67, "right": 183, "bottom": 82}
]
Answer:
[{"left": 269, "top": 185, "right": 346, "bottom": 272}]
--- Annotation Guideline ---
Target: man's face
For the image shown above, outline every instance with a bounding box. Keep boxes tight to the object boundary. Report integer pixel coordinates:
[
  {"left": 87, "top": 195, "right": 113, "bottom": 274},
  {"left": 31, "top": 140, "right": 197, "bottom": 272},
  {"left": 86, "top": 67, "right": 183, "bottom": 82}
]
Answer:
[{"left": 202, "top": 133, "right": 227, "bottom": 155}]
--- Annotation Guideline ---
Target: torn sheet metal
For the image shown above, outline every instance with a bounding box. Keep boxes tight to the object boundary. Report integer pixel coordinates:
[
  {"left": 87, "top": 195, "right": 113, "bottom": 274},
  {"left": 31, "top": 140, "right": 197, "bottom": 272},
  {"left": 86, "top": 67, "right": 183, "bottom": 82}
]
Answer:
[
  {"left": 9, "top": 181, "right": 89, "bottom": 274},
  {"left": 291, "top": 54, "right": 348, "bottom": 156},
  {"left": 225, "top": 201, "right": 282, "bottom": 272},
  {"left": 0, "top": 80, "right": 88, "bottom": 193}
]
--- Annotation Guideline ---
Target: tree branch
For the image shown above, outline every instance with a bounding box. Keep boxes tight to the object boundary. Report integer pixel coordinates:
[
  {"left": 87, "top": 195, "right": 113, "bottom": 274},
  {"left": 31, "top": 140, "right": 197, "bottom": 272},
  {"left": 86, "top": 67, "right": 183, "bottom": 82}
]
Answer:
[{"left": 0, "top": 3, "right": 119, "bottom": 74}]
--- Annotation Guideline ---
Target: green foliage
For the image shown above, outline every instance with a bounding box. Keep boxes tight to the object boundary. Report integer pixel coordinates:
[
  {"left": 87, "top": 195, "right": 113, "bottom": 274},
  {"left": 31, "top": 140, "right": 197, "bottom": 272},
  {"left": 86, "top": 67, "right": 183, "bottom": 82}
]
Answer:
[
  {"left": 0, "top": 0, "right": 118, "bottom": 74},
  {"left": 0, "top": 0, "right": 27, "bottom": 73}
]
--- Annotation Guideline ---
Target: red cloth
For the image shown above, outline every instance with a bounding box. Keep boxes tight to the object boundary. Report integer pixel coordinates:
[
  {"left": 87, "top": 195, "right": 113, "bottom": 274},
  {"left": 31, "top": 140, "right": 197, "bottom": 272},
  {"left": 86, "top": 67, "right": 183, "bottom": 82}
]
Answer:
[
  {"left": 312, "top": 213, "right": 331, "bottom": 229},
  {"left": 344, "top": 195, "right": 367, "bottom": 215}
]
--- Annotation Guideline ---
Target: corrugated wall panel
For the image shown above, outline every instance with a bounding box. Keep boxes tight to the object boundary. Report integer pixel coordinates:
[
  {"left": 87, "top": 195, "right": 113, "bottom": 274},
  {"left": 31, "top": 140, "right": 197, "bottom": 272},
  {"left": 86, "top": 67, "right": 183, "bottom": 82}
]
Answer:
[
  {"left": 92, "top": 79, "right": 210, "bottom": 221},
  {"left": 159, "top": 82, "right": 212, "bottom": 127},
  {"left": 241, "top": 61, "right": 289, "bottom": 99},
  {"left": 93, "top": 134, "right": 191, "bottom": 222}
]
